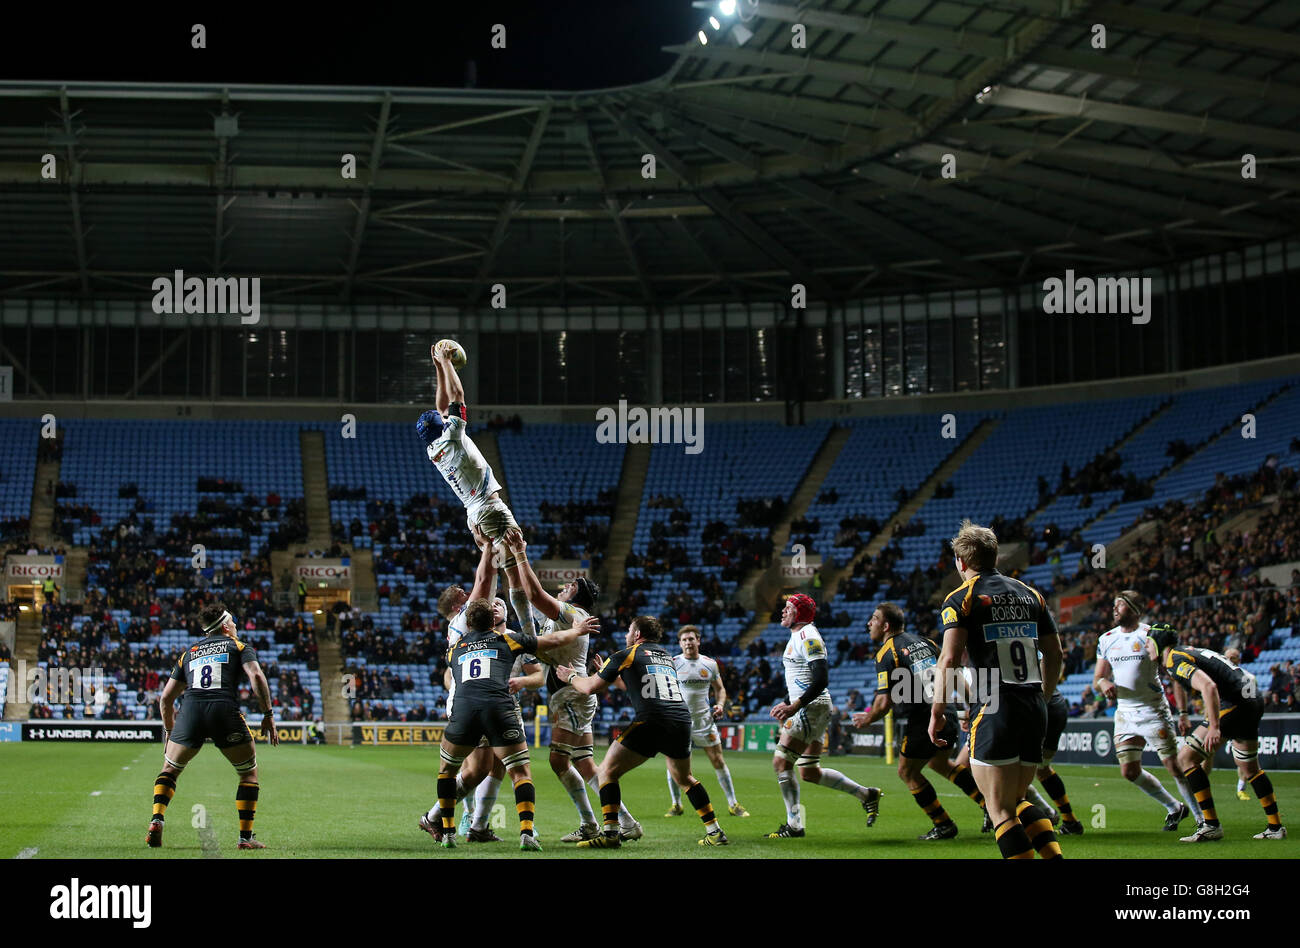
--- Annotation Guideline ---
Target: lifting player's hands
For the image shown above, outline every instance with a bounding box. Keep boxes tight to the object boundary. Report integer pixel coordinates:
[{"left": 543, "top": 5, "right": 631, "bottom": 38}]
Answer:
[
  {"left": 770, "top": 701, "right": 796, "bottom": 722},
  {"left": 574, "top": 614, "right": 600, "bottom": 637},
  {"left": 431, "top": 342, "right": 451, "bottom": 365},
  {"left": 555, "top": 664, "right": 576, "bottom": 684},
  {"left": 851, "top": 710, "right": 870, "bottom": 728},
  {"left": 711, "top": 703, "right": 724, "bottom": 720},
  {"left": 508, "top": 676, "right": 527, "bottom": 695},
  {"left": 503, "top": 527, "right": 525, "bottom": 552},
  {"left": 927, "top": 704, "right": 950, "bottom": 748},
  {"left": 262, "top": 712, "right": 280, "bottom": 746},
  {"left": 1176, "top": 712, "right": 1192, "bottom": 736},
  {"left": 470, "top": 523, "right": 490, "bottom": 552}
]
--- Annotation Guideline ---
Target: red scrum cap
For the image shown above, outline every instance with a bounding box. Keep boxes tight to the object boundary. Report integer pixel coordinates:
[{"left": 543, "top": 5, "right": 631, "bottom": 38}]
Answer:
[{"left": 786, "top": 593, "right": 816, "bottom": 625}]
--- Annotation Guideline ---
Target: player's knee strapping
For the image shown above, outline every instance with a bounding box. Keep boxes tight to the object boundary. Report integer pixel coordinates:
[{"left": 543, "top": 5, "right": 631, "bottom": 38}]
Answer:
[
  {"left": 598, "top": 780, "right": 621, "bottom": 832},
  {"left": 236, "top": 782, "right": 259, "bottom": 838},
  {"left": 502, "top": 748, "right": 530, "bottom": 771},
  {"left": 775, "top": 744, "right": 799, "bottom": 765},
  {"left": 1247, "top": 771, "right": 1281, "bottom": 826},
  {"left": 910, "top": 780, "right": 951, "bottom": 827},
  {"left": 685, "top": 780, "right": 717, "bottom": 827},
  {"left": 1231, "top": 744, "right": 1257, "bottom": 763},
  {"left": 439, "top": 749, "right": 465, "bottom": 772},
  {"left": 795, "top": 753, "right": 820, "bottom": 770},
  {"left": 1116, "top": 746, "right": 1143, "bottom": 766},
  {"left": 1039, "top": 768, "right": 1076, "bottom": 821},
  {"left": 234, "top": 756, "right": 257, "bottom": 774},
  {"left": 571, "top": 743, "right": 594, "bottom": 767},
  {"left": 994, "top": 817, "right": 1035, "bottom": 859},
  {"left": 1181, "top": 764, "right": 1219, "bottom": 825},
  {"left": 164, "top": 755, "right": 187, "bottom": 772},
  {"left": 152, "top": 772, "right": 178, "bottom": 818},
  {"left": 1183, "top": 732, "right": 1208, "bottom": 760},
  {"left": 1015, "top": 800, "right": 1062, "bottom": 859},
  {"left": 513, "top": 777, "right": 536, "bottom": 835},
  {"left": 550, "top": 741, "right": 573, "bottom": 761},
  {"left": 947, "top": 763, "right": 985, "bottom": 807}
]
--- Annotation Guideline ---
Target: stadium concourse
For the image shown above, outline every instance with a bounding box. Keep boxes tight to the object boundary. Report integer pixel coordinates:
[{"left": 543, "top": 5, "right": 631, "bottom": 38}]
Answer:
[{"left": 0, "top": 369, "right": 1296, "bottom": 734}]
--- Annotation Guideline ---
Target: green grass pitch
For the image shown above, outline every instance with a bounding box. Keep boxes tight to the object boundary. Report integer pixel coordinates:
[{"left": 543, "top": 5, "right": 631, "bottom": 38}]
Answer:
[{"left": 1, "top": 743, "right": 1294, "bottom": 858}]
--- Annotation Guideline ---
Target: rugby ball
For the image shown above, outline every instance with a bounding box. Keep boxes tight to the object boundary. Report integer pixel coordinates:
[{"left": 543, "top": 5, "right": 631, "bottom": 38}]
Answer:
[{"left": 435, "top": 339, "right": 468, "bottom": 368}]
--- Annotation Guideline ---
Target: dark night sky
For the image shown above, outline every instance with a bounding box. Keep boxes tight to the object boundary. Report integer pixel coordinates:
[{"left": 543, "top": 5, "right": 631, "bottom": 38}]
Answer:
[{"left": 5, "top": 1, "right": 704, "bottom": 89}]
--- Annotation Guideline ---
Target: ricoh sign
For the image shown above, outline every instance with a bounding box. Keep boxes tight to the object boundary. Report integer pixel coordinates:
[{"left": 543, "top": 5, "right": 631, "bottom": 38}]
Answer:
[
  {"left": 536, "top": 561, "right": 590, "bottom": 584},
  {"left": 294, "top": 561, "right": 352, "bottom": 588},
  {"left": 5, "top": 556, "right": 65, "bottom": 580}
]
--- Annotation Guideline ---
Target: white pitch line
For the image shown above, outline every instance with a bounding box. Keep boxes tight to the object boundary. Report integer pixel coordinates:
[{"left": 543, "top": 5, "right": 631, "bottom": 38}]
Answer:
[
  {"left": 16, "top": 847, "right": 37, "bottom": 859},
  {"left": 90, "top": 791, "right": 102, "bottom": 797},
  {"left": 122, "top": 766, "right": 130, "bottom": 770}
]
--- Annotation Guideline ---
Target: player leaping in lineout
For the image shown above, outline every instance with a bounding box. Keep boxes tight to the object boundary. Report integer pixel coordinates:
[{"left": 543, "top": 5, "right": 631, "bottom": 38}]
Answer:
[{"left": 418, "top": 342, "right": 525, "bottom": 572}]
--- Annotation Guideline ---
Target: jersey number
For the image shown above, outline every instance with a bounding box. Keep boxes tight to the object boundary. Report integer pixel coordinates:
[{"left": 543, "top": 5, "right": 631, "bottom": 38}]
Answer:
[
  {"left": 641, "top": 672, "right": 682, "bottom": 702},
  {"left": 465, "top": 657, "right": 490, "bottom": 681},
  {"left": 995, "top": 638, "right": 1041, "bottom": 685},
  {"left": 194, "top": 663, "right": 220, "bottom": 690}
]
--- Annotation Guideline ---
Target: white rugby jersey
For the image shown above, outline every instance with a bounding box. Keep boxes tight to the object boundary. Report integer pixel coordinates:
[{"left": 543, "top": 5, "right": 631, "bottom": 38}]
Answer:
[
  {"left": 1097, "top": 623, "right": 1165, "bottom": 708},
  {"left": 674, "top": 653, "right": 721, "bottom": 719},
  {"left": 783, "top": 622, "right": 829, "bottom": 704},
  {"left": 537, "top": 603, "right": 591, "bottom": 680},
  {"left": 444, "top": 604, "right": 469, "bottom": 714},
  {"left": 426, "top": 408, "right": 501, "bottom": 518}
]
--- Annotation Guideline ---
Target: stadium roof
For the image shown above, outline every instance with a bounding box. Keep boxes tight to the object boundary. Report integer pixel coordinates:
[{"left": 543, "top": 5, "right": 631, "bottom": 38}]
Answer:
[{"left": 1, "top": 0, "right": 1297, "bottom": 307}]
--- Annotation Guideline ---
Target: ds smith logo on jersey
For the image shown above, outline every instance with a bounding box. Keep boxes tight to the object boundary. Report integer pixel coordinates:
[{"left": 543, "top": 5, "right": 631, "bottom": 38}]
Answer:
[{"left": 50, "top": 879, "right": 151, "bottom": 928}]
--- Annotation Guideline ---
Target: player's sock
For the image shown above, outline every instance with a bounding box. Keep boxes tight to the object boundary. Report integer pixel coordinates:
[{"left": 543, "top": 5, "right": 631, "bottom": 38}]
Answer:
[
  {"left": 909, "top": 780, "right": 952, "bottom": 827},
  {"left": 994, "top": 818, "right": 1034, "bottom": 859},
  {"left": 598, "top": 780, "right": 621, "bottom": 837},
  {"left": 236, "top": 782, "right": 259, "bottom": 841},
  {"left": 667, "top": 769, "right": 683, "bottom": 805},
  {"left": 561, "top": 766, "right": 598, "bottom": 824},
  {"left": 814, "top": 768, "right": 869, "bottom": 800},
  {"left": 508, "top": 588, "right": 533, "bottom": 632},
  {"left": 686, "top": 781, "right": 721, "bottom": 833},
  {"left": 152, "top": 773, "right": 177, "bottom": 819},
  {"left": 1237, "top": 777, "right": 1247, "bottom": 794},
  {"left": 587, "top": 772, "right": 636, "bottom": 829},
  {"left": 713, "top": 764, "right": 738, "bottom": 807},
  {"left": 1181, "top": 765, "right": 1219, "bottom": 826},
  {"left": 777, "top": 769, "right": 802, "bottom": 829},
  {"left": 1247, "top": 771, "right": 1282, "bottom": 827},
  {"left": 471, "top": 774, "right": 502, "bottom": 831},
  {"left": 947, "top": 764, "right": 985, "bottom": 807},
  {"left": 1173, "top": 773, "right": 1201, "bottom": 825},
  {"left": 437, "top": 774, "right": 458, "bottom": 832},
  {"left": 1015, "top": 800, "right": 1062, "bottom": 859},
  {"left": 1039, "top": 769, "right": 1077, "bottom": 822},
  {"left": 1025, "top": 784, "right": 1052, "bottom": 813},
  {"left": 513, "top": 778, "right": 536, "bottom": 836},
  {"left": 1134, "top": 769, "right": 1180, "bottom": 812}
]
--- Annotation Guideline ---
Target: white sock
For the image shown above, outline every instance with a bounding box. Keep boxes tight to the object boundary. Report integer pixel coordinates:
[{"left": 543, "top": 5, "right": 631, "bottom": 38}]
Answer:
[
  {"left": 586, "top": 773, "right": 636, "bottom": 828},
  {"left": 1237, "top": 777, "right": 1246, "bottom": 793},
  {"left": 714, "top": 765, "right": 737, "bottom": 807},
  {"left": 815, "top": 768, "right": 868, "bottom": 800},
  {"left": 471, "top": 775, "right": 502, "bottom": 830},
  {"left": 667, "top": 769, "right": 682, "bottom": 805},
  {"left": 778, "top": 770, "right": 802, "bottom": 828},
  {"left": 1026, "top": 784, "right": 1053, "bottom": 813},
  {"left": 561, "top": 766, "right": 597, "bottom": 824},
  {"left": 1134, "top": 769, "right": 1179, "bottom": 812},
  {"left": 1174, "top": 774, "right": 1202, "bottom": 825}
]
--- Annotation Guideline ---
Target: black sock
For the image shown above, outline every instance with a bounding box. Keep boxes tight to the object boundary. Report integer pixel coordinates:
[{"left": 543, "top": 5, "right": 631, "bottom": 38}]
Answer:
[
  {"left": 237, "top": 782, "right": 259, "bottom": 840},
  {"left": 514, "top": 778, "right": 536, "bottom": 836},
  {"left": 948, "top": 764, "right": 985, "bottom": 807},
  {"left": 1247, "top": 771, "right": 1281, "bottom": 827},
  {"left": 1016, "top": 800, "right": 1062, "bottom": 859},
  {"left": 437, "top": 774, "right": 458, "bottom": 831},
  {"left": 994, "top": 818, "right": 1034, "bottom": 859},
  {"left": 910, "top": 780, "right": 952, "bottom": 827},
  {"left": 1039, "top": 769, "right": 1076, "bottom": 821},
  {"left": 599, "top": 781, "right": 621, "bottom": 835},
  {"left": 1182, "top": 765, "right": 1219, "bottom": 826},
  {"left": 152, "top": 772, "right": 177, "bottom": 820},
  {"left": 686, "top": 780, "right": 717, "bottom": 829}
]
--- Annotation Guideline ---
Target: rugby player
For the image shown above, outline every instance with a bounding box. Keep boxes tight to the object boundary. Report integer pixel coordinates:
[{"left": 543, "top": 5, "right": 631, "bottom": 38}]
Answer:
[
  {"left": 1153, "top": 624, "right": 1287, "bottom": 842},
  {"left": 1208, "top": 647, "right": 1252, "bottom": 801},
  {"left": 507, "top": 536, "right": 643, "bottom": 843},
  {"left": 555, "top": 615, "right": 729, "bottom": 849},
  {"left": 765, "top": 593, "right": 881, "bottom": 839},
  {"left": 1093, "top": 591, "right": 1195, "bottom": 830},
  {"left": 930, "top": 520, "right": 1064, "bottom": 859},
  {"left": 148, "top": 602, "right": 279, "bottom": 850},
  {"left": 418, "top": 342, "right": 525, "bottom": 574},
  {"left": 664, "top": 625, "right": 749, "bottom": 818},
  {"left": 1035, "top": 659, "right": 1082, "bottom": 835},
  {"left": 436, "top": 598, "right": 584, "bottom": 851},
  {"left": 853, "top": 602, "right": 985, "bottom": 839},
  {"left": 421, "top": 536, "right": 505, "bottom": 842}
]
